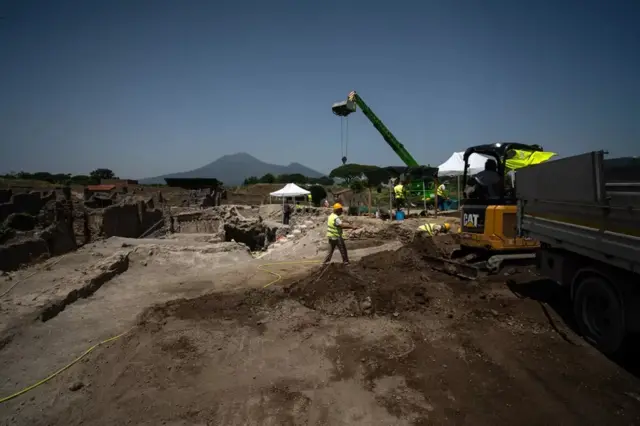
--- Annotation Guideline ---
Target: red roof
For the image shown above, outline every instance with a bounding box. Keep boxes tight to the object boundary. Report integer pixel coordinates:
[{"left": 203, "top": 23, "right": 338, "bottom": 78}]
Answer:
[{"left": 87, "top": 184, "right": 116, "bottom": 191}]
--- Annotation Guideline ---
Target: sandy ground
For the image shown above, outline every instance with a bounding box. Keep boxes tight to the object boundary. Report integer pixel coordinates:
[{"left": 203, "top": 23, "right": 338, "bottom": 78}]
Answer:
[{"left": 1, "top": 217, "right": 639, "bottom": 425}]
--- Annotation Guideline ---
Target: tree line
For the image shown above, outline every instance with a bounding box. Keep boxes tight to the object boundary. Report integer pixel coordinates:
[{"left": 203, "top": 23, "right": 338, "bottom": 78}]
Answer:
[
  {"left": 242, "top": 173, "right": 334, "bottom": 186},
  {"left": 0, "top": 168, "right": 119, "bottom": 186}
]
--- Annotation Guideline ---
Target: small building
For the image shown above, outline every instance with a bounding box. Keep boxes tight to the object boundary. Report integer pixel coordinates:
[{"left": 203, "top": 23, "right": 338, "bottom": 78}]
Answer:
[
  {"left": 85, "top": 184, "right": 116, "bottom": 200},
  {"left": 101, "top": 179, "right": 139, "bottom": 188}
]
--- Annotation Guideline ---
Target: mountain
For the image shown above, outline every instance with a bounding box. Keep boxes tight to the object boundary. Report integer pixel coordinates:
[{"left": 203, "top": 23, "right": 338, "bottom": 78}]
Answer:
[{"left": 139, "top": 153, "right": 324, "bottom": 186}]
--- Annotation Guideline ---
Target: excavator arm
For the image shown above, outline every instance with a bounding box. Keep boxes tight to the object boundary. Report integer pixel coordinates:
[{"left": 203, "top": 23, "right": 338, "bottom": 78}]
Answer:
[{"left": 332, "top": 91, "right": 419, "bottom": 167}]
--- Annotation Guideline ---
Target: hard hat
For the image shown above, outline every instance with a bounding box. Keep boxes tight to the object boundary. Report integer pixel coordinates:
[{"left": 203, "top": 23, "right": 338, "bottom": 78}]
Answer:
[
  {"left": 442, "top": 222, "right": 451, "bottom": 232},
  {"left": 333, "top": 203, "right": 343, "bottom": 210}
]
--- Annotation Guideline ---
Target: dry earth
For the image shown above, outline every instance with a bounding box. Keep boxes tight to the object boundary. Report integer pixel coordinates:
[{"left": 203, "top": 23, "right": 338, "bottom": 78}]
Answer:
[{"left": 1, "top": 215, "right": 639, "bottom": 426}]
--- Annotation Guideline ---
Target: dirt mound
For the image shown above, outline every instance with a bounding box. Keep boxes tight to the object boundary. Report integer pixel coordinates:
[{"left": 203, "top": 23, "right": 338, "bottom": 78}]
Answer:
[
  {"left": 286, "top": 245, "right": 454, "bottom": 317},
  {"left": 138, "top": 288, "right": 285, "bottom": 332},
  {"left": 408, "top": 232, "right": 460, "bottom": 257},
  {"left": 364, "top": 222, "right": 416, "bottom": 243}
]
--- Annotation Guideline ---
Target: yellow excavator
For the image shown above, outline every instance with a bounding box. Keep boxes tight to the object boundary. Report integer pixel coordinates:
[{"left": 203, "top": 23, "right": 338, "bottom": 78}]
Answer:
[{"left": 431, "top": 143, "right": 556, "bottom": 278}]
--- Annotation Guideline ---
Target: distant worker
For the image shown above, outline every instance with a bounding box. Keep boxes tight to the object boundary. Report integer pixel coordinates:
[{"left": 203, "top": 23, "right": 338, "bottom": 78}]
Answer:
[
  {"left": 417, "top": 222, "right": 451, "bottom": 236},
  {"left": 283, "top": 199, "right": 292, "bottom": 225},
  {"left": 436, "top": 182, "right": 448, "bottom": 211},
  {"left": 323, "top": 203, "right": 356, "bottom": 266},
  {"left": 393, "top": 181, "right": 407, "bottom": 209},
  {"left": 307, "top": 193, "right": 312, "bottom": 205}
]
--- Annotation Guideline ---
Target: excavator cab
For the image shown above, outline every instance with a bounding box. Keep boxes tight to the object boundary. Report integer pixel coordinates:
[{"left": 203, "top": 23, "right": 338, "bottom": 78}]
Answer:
[{"left": 459, "top": 142, "right": 545, "bottom": 253}]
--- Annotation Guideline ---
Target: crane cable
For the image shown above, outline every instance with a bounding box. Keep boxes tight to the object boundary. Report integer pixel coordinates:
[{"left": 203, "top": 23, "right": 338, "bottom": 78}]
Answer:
[{"left": 340, "top": 117, "right": 349, "bottom": 164}]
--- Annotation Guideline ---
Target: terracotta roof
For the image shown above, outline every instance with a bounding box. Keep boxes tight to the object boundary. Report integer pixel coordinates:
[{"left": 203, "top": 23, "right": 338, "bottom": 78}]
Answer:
[{"left": 87, "top": 184, "right": 116, "bottom": 191}]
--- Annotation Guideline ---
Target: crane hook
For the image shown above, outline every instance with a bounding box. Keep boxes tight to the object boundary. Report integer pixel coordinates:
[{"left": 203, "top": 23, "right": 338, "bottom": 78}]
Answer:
[{"left": 341, "top": 156, "right": 347, "bottom": 165}]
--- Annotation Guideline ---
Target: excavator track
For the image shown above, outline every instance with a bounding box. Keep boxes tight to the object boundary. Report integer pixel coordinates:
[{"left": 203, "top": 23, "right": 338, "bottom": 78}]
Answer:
[{"left": 422, "top": 252, "right": 537, "bottom": 281}]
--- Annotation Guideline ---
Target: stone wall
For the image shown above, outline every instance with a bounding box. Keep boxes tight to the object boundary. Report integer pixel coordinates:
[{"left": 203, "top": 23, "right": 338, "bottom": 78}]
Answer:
[
  {"left": 223, "top": 219, "right": 281, "bottom": 251},
  {"left": 0, "top": 191, "right": 57, "bottom": 223},
  {"left": 100, "top": 201, "right": 163, "bottom": 238},
  {"left": 0, "top": 238, "right": 49, "bottom": 271},
  {"left": 0, "top": 201, "right": 77, "bottom": 272},
  {"left": 172, "top": 211, "right": 222, "bottom": 234},
  {"left": 0, "top": 189, "right": 12, "bottom": 204}
]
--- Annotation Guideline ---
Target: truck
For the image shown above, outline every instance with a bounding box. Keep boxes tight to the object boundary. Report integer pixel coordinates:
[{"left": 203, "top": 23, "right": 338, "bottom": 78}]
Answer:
[{"left": 516, "top": 150, "right": 640, "bottom": 354}]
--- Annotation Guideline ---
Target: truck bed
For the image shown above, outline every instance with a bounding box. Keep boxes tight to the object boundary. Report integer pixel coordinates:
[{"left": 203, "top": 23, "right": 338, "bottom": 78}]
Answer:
[{"left": 516, "top": 151, "right": 640, "bottom": 274}]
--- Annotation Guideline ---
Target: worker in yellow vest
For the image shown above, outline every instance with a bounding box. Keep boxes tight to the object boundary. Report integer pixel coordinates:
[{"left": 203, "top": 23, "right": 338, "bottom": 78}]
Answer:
[
  {"left": 307, "top": 194, "right": 312, "bottom": 205},
  {"left": 417, "top": 222, "right": 451, "bottom": 236},
  {"left": 436, "top": 182, "right": 448, "bottom": 211},
  {"left": 323, "top": 203, "right": 356, "bottom": 265},
  {"left": 393, "top": 181, "right": 407, "bottom": 209}
]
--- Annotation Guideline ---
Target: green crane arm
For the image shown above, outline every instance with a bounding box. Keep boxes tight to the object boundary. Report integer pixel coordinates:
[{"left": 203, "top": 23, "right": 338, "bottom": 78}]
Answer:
[{"left": 332, "top": 91, "right": 419, "bottom": 167}]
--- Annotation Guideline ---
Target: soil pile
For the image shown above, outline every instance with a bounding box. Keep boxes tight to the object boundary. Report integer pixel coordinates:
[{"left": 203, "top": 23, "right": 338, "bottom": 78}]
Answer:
[
  {"left": 408, "top": 232, "right": 460, "bottom": 257},
  {"left": 286, "top": 239, "right": 458, "bottom": 316},
  {"left": 138, "top": 288, "right": 285, "bottom": 331}
]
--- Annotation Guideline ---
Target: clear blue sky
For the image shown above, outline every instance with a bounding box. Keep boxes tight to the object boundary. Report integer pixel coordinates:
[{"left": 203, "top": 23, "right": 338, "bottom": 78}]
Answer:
[{"left": 1, "top": 0, "right": 638, "bottom": 179}]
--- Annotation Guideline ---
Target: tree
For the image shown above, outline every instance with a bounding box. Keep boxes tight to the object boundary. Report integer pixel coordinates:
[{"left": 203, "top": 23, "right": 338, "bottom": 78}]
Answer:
[
  {"left": 90, "top": 168, "right": 117, "bottom": 183},
  {"left": 308, "top": 185, "right": 327, "bottom": 207},
  {"left": 243, "top": 176, "right": 259, "bottom": 185},
  {"left": 330, "top": 164, "right": 377, "bottom": 185},
  {"left": 276, "top": 173, "right": 307, "bottom": 184},
  {"left": 259, "top": 173, "right": 276, "bottom": 184},
  {"left": 70, "top": 175, "right": 92, "bottom": 185},
  {"left": 308, "top": 176, "right": 334, "bottom": 186}
]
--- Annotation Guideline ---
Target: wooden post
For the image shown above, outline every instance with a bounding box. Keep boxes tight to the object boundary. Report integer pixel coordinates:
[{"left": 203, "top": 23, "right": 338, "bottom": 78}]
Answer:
[{"left": 434, "top": 176, "right": 439, "bottom": 218}]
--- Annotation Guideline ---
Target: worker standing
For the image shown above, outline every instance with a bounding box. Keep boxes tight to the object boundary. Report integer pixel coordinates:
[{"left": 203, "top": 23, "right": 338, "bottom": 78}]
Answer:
[
  {"left": 436, "top": 182, "right": 448, "bottom": 212},
  {"left": 417, "top": 222, "right": 451, "bottom": 236},
  {"left": 283, "top": 199, "right": 292, "bottom": 225},
  {"left": 307, "top": 193, "right": 312, "bottom": 206},
  {"left": 323, "top": 203, "right": 355, "bottom": 265},
  {"left": 393, "top": 180, "right": 406, "bottom": 209}
]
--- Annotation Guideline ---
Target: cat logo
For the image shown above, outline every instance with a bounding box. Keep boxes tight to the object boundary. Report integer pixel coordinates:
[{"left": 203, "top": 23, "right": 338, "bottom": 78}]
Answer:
[{"left": 463, "top": 213, "right": 479, "bottom": 228}]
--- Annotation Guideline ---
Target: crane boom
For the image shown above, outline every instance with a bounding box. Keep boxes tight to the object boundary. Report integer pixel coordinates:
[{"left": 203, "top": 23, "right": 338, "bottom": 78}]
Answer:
[{"left": 332, "top": 91, "right": 419, "bottom": 167}]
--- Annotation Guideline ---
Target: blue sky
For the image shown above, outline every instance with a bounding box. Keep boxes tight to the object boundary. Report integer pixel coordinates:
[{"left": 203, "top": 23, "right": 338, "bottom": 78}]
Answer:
[{"left": 1, "top": 0, "right": 638, "bottom": 179}]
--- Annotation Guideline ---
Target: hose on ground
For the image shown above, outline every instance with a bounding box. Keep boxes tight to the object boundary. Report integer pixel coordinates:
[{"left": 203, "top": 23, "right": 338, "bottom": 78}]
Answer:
[
  {"left": 0, "top": 259, "right": 322, "bottom": 404},
  {"left": 0, "top": 256, "right": 66, "bottom": 298}
]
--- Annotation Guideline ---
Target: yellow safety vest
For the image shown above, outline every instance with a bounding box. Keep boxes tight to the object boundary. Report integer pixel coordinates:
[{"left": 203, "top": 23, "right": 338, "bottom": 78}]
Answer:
[
  {"left": 327, "top": 213, "right": 342, "bottom": 238},
  {"left": 418, "top": 223, "right": 436, "bottom": 236},
  {"left": 307, "top": 194, "right": 312, "bottom": 202},
  {"left": 437, "top": 184, "right": 446, "bottom": 197},
  {"left": 394, "top": 184, "right": 404, "bottom": 199}
]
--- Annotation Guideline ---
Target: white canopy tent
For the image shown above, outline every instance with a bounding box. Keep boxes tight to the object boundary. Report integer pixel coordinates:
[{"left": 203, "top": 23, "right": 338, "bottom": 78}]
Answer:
[
  {"left": 437, "top": 151, "right": 491, "bottom": 210},
  {"left": 269, "top": 183, "right": 310, "bottom": 198},
  {"left": 437, "top": 151, "right": 489, "bottom": 176},
  {"left": 270, "top": 183, "right": 311, "bottom": 224}
]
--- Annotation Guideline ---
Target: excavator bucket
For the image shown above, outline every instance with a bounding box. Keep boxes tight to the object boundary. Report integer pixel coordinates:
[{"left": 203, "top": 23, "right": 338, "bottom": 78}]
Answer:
[{"left": 332, "top": 100, "right": 357, "bottom": 117}]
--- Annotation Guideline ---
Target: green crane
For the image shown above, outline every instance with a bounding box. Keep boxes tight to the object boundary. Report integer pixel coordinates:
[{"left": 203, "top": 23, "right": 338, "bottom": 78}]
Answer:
[{"left": 331, "top": 91, "right": 419, "bottom": 167}]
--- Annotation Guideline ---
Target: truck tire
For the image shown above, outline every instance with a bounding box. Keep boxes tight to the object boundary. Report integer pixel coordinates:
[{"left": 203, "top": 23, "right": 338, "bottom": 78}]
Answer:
[{"left": 573, "top": 276, "right": 626, "bottom": 355}]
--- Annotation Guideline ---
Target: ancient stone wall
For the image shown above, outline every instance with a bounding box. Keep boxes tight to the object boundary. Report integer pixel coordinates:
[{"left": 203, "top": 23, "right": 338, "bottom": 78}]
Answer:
[
  {"left": 172, "top": 211, "right": 222, "bottom": 234},
  {"left": 0, "top": 238, "right": 49, "bottom": 271},
  {"left": 0, "top": 199, "right": 77, "bottom": 271},
  {"left": 102, "top": 203, "right": 140, "bottom": 238},
  {"left": 0, "top": 189, "right": 12, "bottom": 204},
  {"left": 0, "top": 191, "right": 56, "bottom": 223},
  {"left": 100, "top": 202, "right": 163, "bottom": 238}
]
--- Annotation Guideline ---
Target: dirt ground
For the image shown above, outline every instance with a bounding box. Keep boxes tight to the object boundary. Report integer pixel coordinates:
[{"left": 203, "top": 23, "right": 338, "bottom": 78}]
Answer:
[{"left": 1, "top": 222, "right": 640, "bottom": 425}]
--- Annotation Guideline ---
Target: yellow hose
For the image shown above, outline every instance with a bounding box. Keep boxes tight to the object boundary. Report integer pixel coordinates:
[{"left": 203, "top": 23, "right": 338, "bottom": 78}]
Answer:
[
  {"left": 0, "top": 259, "right": 322, "bottom": 404},
  {"left": 258, "top": 260, "right": 322, "bottom": 288},
  {"left": 0, "top": 331, "right": 129, "bottom": 404}
]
